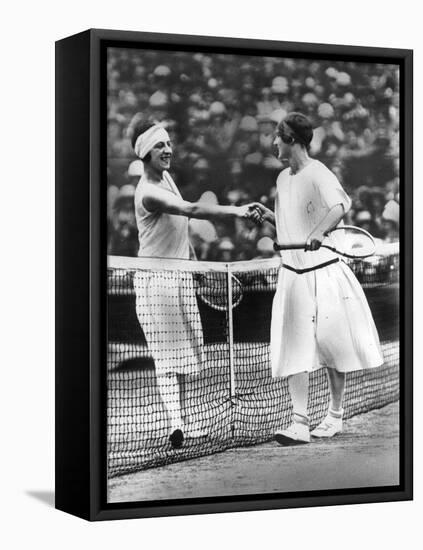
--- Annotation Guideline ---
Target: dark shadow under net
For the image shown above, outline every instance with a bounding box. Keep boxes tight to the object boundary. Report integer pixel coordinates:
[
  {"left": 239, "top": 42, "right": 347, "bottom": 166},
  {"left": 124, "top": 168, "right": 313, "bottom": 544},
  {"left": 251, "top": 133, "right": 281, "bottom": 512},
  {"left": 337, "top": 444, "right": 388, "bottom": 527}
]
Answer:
[{"left": 107, "top": 253, "right": 399, "bottom": 477}]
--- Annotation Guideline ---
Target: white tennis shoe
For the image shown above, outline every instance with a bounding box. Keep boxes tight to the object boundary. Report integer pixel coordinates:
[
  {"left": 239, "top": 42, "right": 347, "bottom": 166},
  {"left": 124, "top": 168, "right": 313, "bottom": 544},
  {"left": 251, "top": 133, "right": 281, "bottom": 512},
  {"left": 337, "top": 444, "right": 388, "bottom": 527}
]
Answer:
[
  {"left": 311, "top": 411, "right": 343, "bottom": 438},
  {"left": 274, "top": 422, "right": 310, "bottom": 445}
]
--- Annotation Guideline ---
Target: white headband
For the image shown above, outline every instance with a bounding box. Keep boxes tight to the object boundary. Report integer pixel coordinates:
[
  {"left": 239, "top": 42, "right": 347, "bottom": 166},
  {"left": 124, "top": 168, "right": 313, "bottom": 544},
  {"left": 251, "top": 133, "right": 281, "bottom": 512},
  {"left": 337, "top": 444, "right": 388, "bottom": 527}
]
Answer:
[{"left": 134, "top": 125, "right": 170, "bottom": 159}]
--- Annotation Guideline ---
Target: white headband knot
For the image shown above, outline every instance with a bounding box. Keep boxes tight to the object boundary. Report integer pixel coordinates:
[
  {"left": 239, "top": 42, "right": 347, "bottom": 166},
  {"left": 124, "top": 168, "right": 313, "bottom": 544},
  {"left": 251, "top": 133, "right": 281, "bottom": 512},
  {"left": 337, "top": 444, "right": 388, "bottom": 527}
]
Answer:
[{"left": 134, "top": 125, "right": 170, "bottom": 159}]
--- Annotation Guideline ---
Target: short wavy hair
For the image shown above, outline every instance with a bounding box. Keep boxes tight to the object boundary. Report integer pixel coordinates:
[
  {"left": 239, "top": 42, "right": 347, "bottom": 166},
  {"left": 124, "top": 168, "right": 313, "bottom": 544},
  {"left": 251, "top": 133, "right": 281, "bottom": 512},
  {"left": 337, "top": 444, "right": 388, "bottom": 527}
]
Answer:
[{"left": 278, "top": 112, "right": 314, "bottom": 148}]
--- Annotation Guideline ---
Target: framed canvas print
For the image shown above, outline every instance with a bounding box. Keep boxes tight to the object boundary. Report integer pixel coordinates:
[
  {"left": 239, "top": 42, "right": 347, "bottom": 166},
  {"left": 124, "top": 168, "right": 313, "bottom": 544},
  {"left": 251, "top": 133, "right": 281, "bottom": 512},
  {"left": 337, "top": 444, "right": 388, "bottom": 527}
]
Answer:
[{"left": 55, "top": 29, "right": 413, "bottom": 521}]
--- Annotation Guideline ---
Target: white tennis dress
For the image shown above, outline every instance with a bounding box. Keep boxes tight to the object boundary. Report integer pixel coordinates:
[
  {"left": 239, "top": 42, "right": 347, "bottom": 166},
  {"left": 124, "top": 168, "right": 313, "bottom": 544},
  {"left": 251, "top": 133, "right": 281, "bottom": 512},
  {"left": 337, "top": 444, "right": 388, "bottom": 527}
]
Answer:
[
  {"left": 271, "top": 160, "right": 383, "bottom": 377},
  {"left": 133, "top": 171, "right": 203, "bottom": 376}
]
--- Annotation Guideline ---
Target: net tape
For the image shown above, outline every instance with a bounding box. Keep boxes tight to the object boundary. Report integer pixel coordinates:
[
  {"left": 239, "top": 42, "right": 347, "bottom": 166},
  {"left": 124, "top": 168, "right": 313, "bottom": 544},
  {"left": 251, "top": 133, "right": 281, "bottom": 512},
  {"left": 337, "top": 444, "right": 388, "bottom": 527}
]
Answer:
[{"left": 107, "top": 247, "right": 399, "bottom": 477}]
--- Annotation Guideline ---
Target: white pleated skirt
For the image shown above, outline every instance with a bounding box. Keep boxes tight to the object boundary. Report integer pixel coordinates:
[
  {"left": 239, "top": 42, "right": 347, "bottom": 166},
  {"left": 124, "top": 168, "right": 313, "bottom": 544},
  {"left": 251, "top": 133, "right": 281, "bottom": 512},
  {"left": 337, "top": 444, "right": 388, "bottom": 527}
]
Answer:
[
  {"left": 133, "top": 271, "right": 204, "bottom": 376},
  {"left": 271, "top": 261, "right": 384, "bottom": 377}
]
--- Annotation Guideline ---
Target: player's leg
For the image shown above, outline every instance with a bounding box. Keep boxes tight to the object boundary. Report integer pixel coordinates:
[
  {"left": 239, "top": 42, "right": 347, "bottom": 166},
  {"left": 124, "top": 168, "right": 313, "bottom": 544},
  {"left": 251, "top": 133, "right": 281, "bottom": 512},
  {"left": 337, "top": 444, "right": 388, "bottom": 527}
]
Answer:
[
  {"left": 156, "top": 373, "right": 184, "bottom": 448},
  {"left": 275, "top": 372, "right": 311, "bottom": 445},
  {"left": 288, "top": 371, "right": 310, "bottom": 419},
  {"left": 327, "top": 367, "right": 345, "bottom": 410},
  {"left": 311, "top": 368, "right": 345, "bottom": 438},
  {"left": 272, "top": 270, "right": 315, "bottom": 445}
]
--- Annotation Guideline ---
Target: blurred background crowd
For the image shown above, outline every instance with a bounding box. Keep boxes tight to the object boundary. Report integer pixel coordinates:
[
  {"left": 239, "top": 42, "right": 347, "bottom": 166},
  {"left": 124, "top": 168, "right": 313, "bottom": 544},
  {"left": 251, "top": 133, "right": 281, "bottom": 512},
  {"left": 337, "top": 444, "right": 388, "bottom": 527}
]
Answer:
[{"left": 107, "top": 48, "right": 400, "bottom": 261}]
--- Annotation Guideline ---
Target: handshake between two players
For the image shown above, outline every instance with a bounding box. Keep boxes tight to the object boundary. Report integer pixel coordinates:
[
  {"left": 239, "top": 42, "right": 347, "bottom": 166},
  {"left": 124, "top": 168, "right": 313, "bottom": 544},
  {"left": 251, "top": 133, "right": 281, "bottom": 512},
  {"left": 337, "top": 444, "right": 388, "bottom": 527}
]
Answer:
[{"left": 243, "top": 202, "right": 325, "bottom": 252}]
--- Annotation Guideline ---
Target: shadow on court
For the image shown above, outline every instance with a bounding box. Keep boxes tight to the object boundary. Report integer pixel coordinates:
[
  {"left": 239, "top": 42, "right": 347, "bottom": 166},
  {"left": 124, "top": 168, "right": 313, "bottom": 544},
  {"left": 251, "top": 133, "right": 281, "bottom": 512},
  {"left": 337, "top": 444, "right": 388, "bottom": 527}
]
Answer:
[{"left": 108, "top": 401, "right": 399, "bottom": 503}]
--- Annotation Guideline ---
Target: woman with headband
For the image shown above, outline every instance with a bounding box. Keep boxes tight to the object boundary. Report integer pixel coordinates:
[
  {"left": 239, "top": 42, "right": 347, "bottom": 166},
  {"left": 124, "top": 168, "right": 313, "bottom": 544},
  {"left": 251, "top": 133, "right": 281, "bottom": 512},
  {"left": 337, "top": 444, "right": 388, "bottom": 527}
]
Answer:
[{"left": 131, "top": 122, "right": 262, "bottom": 449}]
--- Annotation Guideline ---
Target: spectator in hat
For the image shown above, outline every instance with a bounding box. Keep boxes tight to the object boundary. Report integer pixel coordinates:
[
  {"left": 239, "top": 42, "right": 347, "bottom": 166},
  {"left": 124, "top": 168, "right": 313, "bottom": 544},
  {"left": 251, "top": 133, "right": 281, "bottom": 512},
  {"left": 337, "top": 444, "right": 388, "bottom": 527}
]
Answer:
[
  {"left": 207, "top": 101, "right": 240, "bottom": 154},
  {"left": 214, "top": 237, "right": 235, "bottom": 262},
  {"left": 108, "top": 184, "right": 138, "bottom": 256},
  {"left": 382, "top": 197, "right": 399, "bottom": 242},
  {"left": 255, "top": 236, "right": 276, "bottom": 259}
]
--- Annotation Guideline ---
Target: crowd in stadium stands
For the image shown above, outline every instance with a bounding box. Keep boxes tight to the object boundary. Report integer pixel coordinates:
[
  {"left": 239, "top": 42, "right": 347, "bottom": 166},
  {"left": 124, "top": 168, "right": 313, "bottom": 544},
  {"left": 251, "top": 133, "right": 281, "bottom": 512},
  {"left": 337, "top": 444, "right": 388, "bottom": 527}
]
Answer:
[{"left": 107, "top": 49, "right": 400, "bottom": 260}]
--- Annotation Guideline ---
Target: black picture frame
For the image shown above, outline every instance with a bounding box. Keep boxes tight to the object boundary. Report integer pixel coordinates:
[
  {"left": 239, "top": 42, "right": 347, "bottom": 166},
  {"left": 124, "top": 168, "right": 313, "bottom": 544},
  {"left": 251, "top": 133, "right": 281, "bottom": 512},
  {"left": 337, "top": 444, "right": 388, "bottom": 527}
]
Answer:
[{"left": 55, "top": 28, "right": 413, "bottom": 521}]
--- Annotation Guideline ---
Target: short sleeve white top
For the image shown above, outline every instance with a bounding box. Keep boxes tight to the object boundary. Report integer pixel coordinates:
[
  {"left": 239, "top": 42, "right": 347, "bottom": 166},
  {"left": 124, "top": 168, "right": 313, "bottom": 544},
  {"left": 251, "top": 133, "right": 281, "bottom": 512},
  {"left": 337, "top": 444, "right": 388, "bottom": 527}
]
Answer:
[{"left": 274, "top": 159, "right": 351, "bottom": 270}]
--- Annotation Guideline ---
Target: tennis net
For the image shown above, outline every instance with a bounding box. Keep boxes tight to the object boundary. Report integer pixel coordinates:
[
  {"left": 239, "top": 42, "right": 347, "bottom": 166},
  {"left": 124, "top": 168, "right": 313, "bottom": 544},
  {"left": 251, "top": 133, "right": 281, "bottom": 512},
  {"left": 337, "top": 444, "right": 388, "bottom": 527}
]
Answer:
[{"left": 107, "top": 246, "right": 399, "bottom": 477}]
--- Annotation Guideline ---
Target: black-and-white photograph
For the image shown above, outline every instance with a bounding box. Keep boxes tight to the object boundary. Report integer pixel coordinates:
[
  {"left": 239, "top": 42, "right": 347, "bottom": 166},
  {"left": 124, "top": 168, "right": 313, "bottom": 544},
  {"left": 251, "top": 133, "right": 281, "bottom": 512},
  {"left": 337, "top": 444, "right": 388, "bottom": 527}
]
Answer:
[{"left": 106, "top": 45, "right": 400, "bottom": 504}]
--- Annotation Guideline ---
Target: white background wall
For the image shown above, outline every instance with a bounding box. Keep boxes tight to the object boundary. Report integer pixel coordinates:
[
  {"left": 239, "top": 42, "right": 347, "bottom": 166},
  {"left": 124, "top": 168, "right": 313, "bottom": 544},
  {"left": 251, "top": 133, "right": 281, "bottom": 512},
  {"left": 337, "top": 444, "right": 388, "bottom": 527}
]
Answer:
[{"left": 0, "top": 1, "right": 420, "bottom": 547}]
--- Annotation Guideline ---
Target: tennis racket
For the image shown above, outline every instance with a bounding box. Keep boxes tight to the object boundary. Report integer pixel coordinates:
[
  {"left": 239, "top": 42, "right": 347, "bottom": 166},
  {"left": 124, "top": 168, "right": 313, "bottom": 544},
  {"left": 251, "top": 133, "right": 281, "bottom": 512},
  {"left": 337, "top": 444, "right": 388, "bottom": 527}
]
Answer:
[
  {"left": 195, "top": 273, "right": 244, "bottom": 311},
  {"left": 273, "top": 225, "right": 376, "bottom": 259}
]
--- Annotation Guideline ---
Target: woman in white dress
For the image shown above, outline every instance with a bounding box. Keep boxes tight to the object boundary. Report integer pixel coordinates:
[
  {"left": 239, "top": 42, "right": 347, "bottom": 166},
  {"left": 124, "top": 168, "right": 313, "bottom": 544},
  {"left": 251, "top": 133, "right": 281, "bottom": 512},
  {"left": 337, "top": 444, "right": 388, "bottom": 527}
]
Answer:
[
  {"left": 257, "top": 112, "right": 383, "bottom": 444},
  {"left": 131, "top": 122, "right": 261, "bottom": 448}
]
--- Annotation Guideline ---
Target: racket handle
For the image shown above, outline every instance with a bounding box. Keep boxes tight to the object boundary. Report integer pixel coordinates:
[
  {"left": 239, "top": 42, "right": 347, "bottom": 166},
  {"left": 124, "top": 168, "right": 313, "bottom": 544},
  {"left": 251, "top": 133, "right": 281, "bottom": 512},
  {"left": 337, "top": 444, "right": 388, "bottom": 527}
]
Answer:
[{"left": 273, "top": 242, "right": 306, "bottom": 251}]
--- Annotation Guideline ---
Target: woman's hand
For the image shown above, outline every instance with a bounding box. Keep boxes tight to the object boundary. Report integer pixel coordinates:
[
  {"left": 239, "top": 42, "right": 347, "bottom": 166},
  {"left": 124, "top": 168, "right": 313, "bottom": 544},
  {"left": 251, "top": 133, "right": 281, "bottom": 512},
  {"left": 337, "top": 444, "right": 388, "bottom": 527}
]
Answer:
[
  {"left": 305, "top": 230, "right": 325, "bottom": 251},
  {"left": 236, "top": 203, "right": 265, "bottom": 225},
  {"left": 249, "top": 203, "right": 275, "bottom": 225}
]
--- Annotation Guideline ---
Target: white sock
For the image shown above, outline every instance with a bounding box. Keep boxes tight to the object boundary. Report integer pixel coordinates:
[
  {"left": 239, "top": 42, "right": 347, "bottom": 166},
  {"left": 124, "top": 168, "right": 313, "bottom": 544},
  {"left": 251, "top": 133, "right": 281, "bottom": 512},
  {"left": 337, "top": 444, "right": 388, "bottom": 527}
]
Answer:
[
  {"left": 328, "top": 404, "right": 343, "bottom": 420},
  {"left": 293, "top": 412, "right": 310, "bottom": 426},
  {"left": 157, "top": 374, "right": 183, "bottom": 431}
]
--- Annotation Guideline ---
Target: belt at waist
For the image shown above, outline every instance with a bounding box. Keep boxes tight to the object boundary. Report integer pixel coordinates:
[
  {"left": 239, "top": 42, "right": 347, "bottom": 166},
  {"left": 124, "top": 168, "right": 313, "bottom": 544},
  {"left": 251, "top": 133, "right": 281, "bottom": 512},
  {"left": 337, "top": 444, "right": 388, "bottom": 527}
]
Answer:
[{"left": 281, "top": 258, "right": 339, "bottom": 274}]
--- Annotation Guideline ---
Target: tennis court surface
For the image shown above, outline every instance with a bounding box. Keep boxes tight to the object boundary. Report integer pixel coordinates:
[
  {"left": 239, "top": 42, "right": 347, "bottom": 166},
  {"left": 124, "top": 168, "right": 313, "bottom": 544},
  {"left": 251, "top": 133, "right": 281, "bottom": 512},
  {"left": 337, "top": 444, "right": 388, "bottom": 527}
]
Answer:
[{"left": 109, "top": 401, "right": 399, "bottom": 502}]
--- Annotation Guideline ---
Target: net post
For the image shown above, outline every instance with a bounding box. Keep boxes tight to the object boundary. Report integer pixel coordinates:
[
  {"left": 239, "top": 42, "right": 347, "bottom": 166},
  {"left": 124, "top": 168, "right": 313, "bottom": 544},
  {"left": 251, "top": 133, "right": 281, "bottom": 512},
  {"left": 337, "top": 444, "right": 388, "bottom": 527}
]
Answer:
[{"left": 227, "top": 263, "right": 236, "bottom": 401}]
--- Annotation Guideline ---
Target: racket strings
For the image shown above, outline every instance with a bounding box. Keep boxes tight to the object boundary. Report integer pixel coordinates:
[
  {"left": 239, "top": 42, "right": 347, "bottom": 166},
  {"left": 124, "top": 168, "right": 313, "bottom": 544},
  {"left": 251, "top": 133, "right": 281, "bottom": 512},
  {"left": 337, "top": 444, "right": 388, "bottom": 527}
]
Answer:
[
  {"left": 327, "top": 226, "right": 376, "bottom": 258},
  {"left": 195, "top": 273, "right": 244, "bottom": 310}
]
